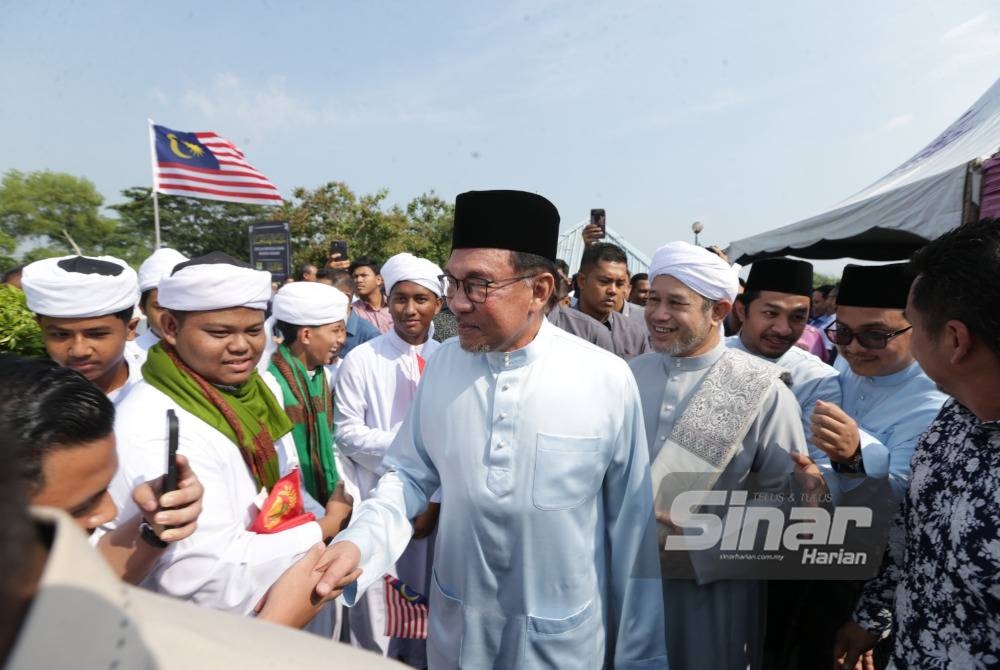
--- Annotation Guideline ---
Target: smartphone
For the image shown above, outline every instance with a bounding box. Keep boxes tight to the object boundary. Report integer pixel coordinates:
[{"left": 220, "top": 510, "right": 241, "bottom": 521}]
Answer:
[
  {"left": 164, "top": 409, "right": 179, "bottom": 494},
  {"left": 329, "top": 239, "right": 349, "bottom": 260},
  {"left": 590, "top": 209, "right": 606, "bottom": 239}
]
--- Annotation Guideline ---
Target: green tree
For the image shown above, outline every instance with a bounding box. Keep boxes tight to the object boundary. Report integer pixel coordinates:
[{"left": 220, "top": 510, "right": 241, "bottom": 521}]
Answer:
[
  {"left": 0, "top": 169, "right": 116, "bottom": 260},
  {"left": 280, "top": 182, "right": 402, "bottom": 270},
  {"left": 396, "top": 191, "right": 454, "bottom": 267},
  {"left": 107, "top": 188, "right": 280, "bottom": 265},
  {"left": 813, "top": 272, "right": 840, "bottom": 289}
]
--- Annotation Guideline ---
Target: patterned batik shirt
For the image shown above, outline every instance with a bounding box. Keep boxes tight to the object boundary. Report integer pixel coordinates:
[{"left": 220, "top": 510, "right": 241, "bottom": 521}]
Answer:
[{"left": 854, "top": 398, "right": 1000, "bottom": 669}]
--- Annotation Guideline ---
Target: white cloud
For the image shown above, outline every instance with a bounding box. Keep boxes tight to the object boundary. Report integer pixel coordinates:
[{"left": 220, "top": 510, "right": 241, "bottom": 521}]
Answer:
[
  {"left": 941, "top": 11, "right": 991, "bottom": 41},
  {"left": 932, "top": 11, "right": 1000, "bottom": 79},
  {"left": 881, "top": 114, "right": 914, "bottom": 132}
]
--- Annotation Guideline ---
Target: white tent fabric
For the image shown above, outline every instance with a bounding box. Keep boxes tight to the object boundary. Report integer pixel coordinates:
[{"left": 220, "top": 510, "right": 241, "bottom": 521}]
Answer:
[
  {"left": 728, "top": 76, "right": 1000, "bottom": 263},
  {"left": 557, "top": 219, "right": 651, "bottom": 275}
]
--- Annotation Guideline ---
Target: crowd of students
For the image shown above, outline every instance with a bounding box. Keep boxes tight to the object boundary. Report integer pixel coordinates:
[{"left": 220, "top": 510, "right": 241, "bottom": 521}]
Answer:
[{"left": 0, "top": 188, "right": 997, "bottom": 670}]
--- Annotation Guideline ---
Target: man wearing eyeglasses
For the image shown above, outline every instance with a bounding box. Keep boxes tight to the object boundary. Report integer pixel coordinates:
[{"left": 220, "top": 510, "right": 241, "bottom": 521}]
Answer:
[
  {"left": 808, "top": 263, "right": 945, "bottom": 669},
  {"left": 812, "top": 263, "right": 945, "bottom": 506},
  {"left": 314, "top": 189, "right": 666, "bottom": 669}
]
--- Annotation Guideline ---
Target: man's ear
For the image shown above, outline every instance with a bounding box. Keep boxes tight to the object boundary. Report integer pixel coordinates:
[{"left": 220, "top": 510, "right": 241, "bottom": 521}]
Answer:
[
  {"left": 712, "top": 299, "right": 732, "bottom": 324},
  {"left": 160, "top": 311, "right": 180, "bottom": 346},
  {"left": 532, "top": 273, "right": 556, "bottom": 309},
  {"left": 298, "top": 326, "right": 312, "bottom": 346},
  {"left": 947, "top": 319, "right": 974, "bottom": 365},
  {"left": 434, "top": 296, "right": 443, "bottom": 316}
]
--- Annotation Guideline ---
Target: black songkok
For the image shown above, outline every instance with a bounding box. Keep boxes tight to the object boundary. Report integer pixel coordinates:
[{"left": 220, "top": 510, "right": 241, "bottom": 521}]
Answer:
[
  {"left": 837, "top": 263, "right": 911, "bottom": 309},
  {"left": 745, "top": 258, "right": 813, "bottom": 297},
  {"left": 452, "top": 190, "right": 560, "bottom": 261}
]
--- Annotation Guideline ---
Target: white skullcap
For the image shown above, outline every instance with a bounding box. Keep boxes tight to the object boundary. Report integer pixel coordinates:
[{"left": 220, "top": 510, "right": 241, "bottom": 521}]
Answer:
[
  {"left": 380, "top": 252, "right": 444, "bottom": 297},
  {"left": 22, "top": 255, "right": 139, "bottom": 318},
  {"left": 138, "top": 248, "right": 188, "bottom": 292},
  {"left": 648, "top": 241, "right": 739, "bottom": 303},
  {"left": 271, "top": 281, "right": 349, "bottom": 325},
  {"left": 158, "top": 252, "right": 272, "bottom": 311}
]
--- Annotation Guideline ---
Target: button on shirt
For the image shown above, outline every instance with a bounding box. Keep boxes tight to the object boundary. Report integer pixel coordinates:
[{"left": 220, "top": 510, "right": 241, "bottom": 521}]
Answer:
[{"left": 333, "top": 320, "right": 666, "bottom": 669}]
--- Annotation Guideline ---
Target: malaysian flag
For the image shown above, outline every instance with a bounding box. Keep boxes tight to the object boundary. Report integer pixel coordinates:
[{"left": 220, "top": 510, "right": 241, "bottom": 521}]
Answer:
[
  {"left": 383, "top": 575, "right": 428, "bottom": 639},
  {"left": 150, "top": 122, "right": 282, "bottom": 205}
]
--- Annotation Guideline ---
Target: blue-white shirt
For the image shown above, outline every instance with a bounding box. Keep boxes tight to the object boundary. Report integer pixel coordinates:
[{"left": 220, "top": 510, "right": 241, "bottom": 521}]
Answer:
[
  {"left": 334, "top": 319, "right": 666, "bottom": 669},
  {"left": 834, "top": 357, "right": 947, "bottom": 504}
]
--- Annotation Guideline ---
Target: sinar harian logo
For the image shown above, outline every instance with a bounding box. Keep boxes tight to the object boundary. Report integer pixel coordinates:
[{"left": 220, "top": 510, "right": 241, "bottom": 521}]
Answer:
[{"left": 664, "top": 490, "right": 873, "bottom": 565}]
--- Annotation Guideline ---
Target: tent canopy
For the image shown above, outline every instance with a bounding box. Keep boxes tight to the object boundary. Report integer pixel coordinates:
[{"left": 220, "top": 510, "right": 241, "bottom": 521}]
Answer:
[
  {"left": 557, "top": 219, "right": 651, "bottom": 276},
  {"left": 729, "top": 76, "right": 1000, "bottom": 264}
]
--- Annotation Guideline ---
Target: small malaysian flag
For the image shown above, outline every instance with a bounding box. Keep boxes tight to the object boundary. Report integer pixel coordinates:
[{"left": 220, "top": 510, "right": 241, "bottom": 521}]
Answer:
[
  {"left": 383, "top": 575, "right": 429, "bottom": 639},
  {"left": 150, "top": 122, "right": 282, "bottom": 205}
]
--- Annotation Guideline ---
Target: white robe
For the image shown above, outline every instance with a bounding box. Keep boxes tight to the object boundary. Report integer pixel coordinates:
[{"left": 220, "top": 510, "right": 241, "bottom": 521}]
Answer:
[
  {"left": 332, "top": 328, "right": 439, "bottom": 664},
  {"left": 108, "top": 380, "right": 324, "bottom": 615},
  {"left": 630, "top": 340, "right": 808, "bottom": 670},
  {"left": 333, "top": 319, "right": 666, "bottom": 669},
  {"left": 107, "top": 347, "right": 146, "bottom": 406}
]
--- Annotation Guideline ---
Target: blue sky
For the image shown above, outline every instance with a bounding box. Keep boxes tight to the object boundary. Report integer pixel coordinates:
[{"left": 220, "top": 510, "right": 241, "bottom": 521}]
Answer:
[{"left": 1, "top": 1, "right": 998, "bottom": 273}]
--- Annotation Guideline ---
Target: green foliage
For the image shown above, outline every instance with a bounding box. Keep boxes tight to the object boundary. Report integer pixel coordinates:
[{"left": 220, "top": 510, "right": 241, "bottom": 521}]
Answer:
[
  {"left": 0, "top": 169, "right": 115, "bottom": 257},
  {"left": 0, "top": 285, "right": 45, "bottom": 357},
  {"left": 281, "top": 183, "right": 454, "bottom": 270},
  {"left": 107, "top": 188, "right": 278, "bottom": 265},
  {"left": 813, "top": 272, "right": 840, "bottom": 288}
]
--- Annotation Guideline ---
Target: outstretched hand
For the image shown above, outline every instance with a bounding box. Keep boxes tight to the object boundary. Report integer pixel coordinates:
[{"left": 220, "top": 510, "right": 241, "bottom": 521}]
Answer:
[{"left": 314, "top": 540, "right": 363, "bottom": 598}]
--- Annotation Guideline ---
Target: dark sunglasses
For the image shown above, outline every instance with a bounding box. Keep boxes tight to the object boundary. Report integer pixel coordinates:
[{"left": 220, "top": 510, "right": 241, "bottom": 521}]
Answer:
[{"left": 824, "top": 323, "right": 912, "bottom": 350}]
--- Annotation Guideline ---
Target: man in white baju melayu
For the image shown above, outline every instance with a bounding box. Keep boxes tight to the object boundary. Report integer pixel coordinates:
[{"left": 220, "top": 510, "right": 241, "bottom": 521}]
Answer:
[
  {"left": 334, "top": 252, "right": 444, "bottom": 666},
  {"left": 314, "top": 190, "right": 666, "bottom": 669},
  {"left": 629, "top": 241, "right": 810, "bottom": 670}
]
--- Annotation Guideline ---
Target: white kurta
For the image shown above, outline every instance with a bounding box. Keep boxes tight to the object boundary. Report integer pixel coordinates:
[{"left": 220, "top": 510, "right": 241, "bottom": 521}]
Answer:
[
  {"left": 630, "top": 341, "right": 808, "bottom": 670},
  {"left": 334, "top": 319, "right": 666, "bottom": 669},
  {"left": 333, "top": 328, "right": 440, "bottom": 664},
  {"left": 107, "top": 352, "right": 146, "bottom": 406},
  {"left": 109, "top": 381, "right": 323, "bottom": 615}
]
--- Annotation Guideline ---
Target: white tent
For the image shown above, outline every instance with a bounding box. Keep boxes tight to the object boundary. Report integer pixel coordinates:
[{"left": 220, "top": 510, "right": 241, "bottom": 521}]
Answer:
[
  {"left": 557, "top": 219, "right": 651, "bottom": 275},
  {"left": 728, "top": 76, "right": 1000, "bottom": 264}
]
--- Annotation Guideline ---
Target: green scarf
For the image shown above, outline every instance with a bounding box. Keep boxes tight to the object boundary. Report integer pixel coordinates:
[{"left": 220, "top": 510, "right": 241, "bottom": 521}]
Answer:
[
  {"left": 267, "top": 344, "right": 339, "bottom": 501},
  {"left": 142, "top": 343, "right": 292, "bottom": 491}
]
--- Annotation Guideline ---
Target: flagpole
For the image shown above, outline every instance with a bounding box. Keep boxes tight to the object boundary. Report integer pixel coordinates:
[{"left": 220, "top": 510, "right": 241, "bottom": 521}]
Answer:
[{"left": 147, "top": 119, "right": 161, "bottom": 249}]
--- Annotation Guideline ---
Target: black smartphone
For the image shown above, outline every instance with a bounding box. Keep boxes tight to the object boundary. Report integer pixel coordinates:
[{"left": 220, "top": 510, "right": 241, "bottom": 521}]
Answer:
[
  {"left": 329, "top": 239, "right": 349, "bottom": 260},
  {"left": 164, "top": 409, "right": 179, "bottom": 494},
  {"left": 590, "top": 209, "right": 606, "bottom": 239}
]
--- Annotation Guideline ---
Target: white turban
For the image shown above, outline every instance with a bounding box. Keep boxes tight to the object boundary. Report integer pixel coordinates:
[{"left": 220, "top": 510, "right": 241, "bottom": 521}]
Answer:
[
  {"left": 158, "top": 254, "right": 272, "bottom": 311},
  {"left": 271, "top": 281, "right": 349, "bottom": 325},
  {"left": 380, "top": 252, "right": 444, "bottom": 297},
  {"left": 138, "top": 248, "right": 188, "bottom": 292},
  {"left": 648, "top": 241, "right": 739, "bottom": 302},
  {"left": 22, "top": 255, "right": 139, "bottom": 318}
]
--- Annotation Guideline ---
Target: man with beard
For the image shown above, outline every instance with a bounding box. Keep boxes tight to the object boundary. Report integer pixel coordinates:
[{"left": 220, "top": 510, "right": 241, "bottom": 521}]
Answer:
[
  {"left": 314, "top": 190, "right": 665, "bottom": 669},
  {"left": 629, "top": 241, "right": 810, "bottom": 670}
]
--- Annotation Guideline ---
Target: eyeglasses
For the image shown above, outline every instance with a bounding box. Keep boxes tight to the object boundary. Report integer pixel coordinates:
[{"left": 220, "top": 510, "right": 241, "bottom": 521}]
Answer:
[
  {"left": 824, "top": 322, "right": 912, "bottom": 350},
  {"left": 438, "top": 273, "right": 537, "bottom": 304}
]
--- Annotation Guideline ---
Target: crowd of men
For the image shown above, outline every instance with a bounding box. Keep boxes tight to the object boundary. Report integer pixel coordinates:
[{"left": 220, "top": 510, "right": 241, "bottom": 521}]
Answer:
[{"left": 0, "top": 188, "right": 997, "bottom": 670}]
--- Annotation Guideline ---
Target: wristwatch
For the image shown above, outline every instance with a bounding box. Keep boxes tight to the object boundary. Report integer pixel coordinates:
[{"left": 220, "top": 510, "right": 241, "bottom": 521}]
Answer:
[
  {"left": 139, "top": 520, "right": 168, "bottom": 548},
  {"left": 833, "top": 446, "right": 866, "bottom": 474}
]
